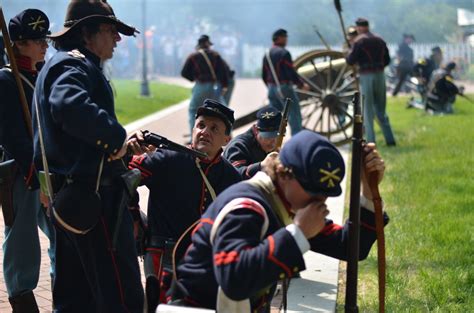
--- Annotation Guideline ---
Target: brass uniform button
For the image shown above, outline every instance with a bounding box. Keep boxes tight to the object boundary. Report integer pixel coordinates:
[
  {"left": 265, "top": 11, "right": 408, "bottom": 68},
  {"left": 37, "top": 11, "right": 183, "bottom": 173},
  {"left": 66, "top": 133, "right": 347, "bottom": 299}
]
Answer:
[
  {"left": 293, "top": 266, "right": 299, "bottom": 273},
  {"left": 96, "top": 140, "right": 101, "bottom": 145},
  {"left": 104, "top": 143, "right": 109, "bottom": 149},
  {"left": 279, "top": 273, "right": 285, "bottom": 279}
]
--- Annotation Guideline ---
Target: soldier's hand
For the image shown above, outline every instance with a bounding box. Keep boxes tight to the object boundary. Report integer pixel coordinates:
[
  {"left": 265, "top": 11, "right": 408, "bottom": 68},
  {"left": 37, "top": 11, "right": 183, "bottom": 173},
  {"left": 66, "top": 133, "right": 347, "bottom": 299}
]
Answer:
[
  {"left": 110, "top": 142, "right": 128, "bottom": 160},
  {"left": 361, "top": 143, "right": 385, "bottom": 200},
  {"left": 302, "top": 83, "right": 310, "bottom": 91},
  {"left": 127, "top": 131, "right": 156, "bottom": 155},
  {"left": 293, "top": 201, "right": 329, "bottom": 239},
  {"left": 260, "top": 152, "right": 279, "bottom": 173}
]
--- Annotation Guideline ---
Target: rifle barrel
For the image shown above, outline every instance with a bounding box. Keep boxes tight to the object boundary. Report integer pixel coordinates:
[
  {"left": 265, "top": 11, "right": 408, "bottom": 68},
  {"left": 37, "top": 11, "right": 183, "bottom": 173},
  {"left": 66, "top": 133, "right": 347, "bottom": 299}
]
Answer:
[
  {"left": 345, "top": 92, "right": 362, "bottom": 313},
  {"left": 275, "top": 98, "right": 291, "bottom": 150},
  {"left": 142, "top": 131, "right": 208, "bottom": 159}
]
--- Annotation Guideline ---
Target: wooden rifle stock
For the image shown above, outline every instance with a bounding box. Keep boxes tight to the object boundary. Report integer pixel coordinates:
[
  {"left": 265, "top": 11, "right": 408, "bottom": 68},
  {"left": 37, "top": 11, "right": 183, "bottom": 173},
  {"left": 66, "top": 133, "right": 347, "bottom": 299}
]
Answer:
[
  {"left": 345, "top": 92, "right": 362, "bottom": 313},
  {"left": 275, "top": 98, "right": 291, "bottom": 150},
  {"left": 367, "top": 171, "right": 386, "bottom": 313},
  {"left": 0, "top": 7, "right": 33, "bottom": 138}
]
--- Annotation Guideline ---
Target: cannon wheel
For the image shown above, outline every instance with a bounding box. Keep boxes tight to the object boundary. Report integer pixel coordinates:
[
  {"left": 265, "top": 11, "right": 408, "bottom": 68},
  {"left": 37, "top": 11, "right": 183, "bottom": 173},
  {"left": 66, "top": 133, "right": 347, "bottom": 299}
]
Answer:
[{"left": 294, "top": 50, "right": 357, "bottom": 146}]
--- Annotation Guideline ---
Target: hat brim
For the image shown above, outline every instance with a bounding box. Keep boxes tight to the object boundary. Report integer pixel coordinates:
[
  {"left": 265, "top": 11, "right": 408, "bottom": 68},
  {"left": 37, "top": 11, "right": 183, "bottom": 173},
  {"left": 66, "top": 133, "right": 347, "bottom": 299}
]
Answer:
[
  {"left": 49, "top": 15, "right": 138, "bottom": 38},
  {"left": 16, "top": 32, "right": 50, "bottom": 41},
  {"left": 196, "top": 107, "right": 232, "bottom": 130},
  {"left": 196, "top": 41, "right": 213, "bottom": 48},
  {"left": 258, "top": 130, "right": 279, "bottom": 138},
  {"left": 305, "top": 185, "right": 342, "bottom": 198}
]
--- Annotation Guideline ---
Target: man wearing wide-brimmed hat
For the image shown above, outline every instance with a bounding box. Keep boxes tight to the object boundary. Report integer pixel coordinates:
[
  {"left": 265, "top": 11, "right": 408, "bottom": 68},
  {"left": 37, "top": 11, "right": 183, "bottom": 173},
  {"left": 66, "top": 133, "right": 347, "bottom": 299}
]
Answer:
[
  {"left": 0, "top": 8, "right": 55, "bottom": 312},
  {"left": 32, "top": 1, "right": 144, "bottom": 311}
]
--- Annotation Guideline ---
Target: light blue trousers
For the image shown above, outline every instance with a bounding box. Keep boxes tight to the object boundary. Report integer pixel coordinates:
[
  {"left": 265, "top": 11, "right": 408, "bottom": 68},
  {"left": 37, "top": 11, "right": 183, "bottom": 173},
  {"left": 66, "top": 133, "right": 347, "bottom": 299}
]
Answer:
[
  {"left": 268, "top": 84, "right": 302, "bottom": 135},
  {"left": 3, "top": 174, "right": 55, "bottom": 298},
  {"left": 360, "top": 72, "right": 396, "bottom": 144},
  {"left": 188, "top": 82, "right": 226, "bottom": 136},
  {"left": 223, "top": 78, "right": 235, "bottom": 105}
]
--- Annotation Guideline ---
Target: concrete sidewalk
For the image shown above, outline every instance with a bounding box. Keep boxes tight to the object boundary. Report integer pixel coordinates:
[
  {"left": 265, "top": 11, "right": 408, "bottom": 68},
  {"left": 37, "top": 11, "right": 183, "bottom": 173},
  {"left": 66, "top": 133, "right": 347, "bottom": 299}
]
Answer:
[{"left": 0, "top": 78, "right": 346, "bottom": 312}]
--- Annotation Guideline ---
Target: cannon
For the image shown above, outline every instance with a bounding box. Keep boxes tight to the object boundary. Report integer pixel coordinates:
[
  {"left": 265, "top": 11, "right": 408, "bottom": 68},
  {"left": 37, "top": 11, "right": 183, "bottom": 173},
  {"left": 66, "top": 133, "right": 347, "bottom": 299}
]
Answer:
[
  {"left": 293, "top": 49, "right": 357, "bottom": 145},
  {"left": 233, "top": 49, "right": 357, "bottom": 146}
]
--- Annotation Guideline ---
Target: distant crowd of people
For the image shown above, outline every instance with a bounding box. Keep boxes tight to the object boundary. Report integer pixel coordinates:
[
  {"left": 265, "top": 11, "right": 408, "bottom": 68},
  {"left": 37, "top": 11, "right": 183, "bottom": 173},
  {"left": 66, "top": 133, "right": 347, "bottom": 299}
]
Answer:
[{"left": 108, "top": 25, "right": 241, "bottom": 79}]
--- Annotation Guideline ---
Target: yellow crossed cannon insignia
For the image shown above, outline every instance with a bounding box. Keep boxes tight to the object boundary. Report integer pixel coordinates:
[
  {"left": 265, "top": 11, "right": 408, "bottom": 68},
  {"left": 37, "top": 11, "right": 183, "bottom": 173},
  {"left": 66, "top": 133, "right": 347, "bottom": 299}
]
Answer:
[
  {"left": 261, "top": 111, "right": 277, "bottom": 119},
  {"left": 28, "top": 15, "right": 46, "bottom": 31},
  {"left": 319, "top": 163, "right": 341, "bottom": 188}
]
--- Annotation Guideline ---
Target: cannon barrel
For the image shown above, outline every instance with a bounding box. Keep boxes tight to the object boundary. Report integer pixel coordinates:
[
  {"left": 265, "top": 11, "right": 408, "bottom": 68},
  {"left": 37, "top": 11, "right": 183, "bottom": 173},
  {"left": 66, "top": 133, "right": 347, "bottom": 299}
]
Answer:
[{"left": 297, "top": 57, "right": 347, "bottom": 78}]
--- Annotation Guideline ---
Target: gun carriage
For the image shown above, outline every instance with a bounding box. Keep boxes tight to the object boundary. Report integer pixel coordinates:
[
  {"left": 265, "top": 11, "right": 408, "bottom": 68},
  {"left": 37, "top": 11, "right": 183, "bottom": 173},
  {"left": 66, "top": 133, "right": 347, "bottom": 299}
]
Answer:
[{"left": 234, "top": 48, "right": 357, "bottom": 146}]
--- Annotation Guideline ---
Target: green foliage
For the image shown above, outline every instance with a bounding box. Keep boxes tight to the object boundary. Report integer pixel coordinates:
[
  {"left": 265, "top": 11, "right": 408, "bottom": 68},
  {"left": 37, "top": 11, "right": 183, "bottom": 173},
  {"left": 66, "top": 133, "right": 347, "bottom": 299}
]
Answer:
[
  {"left": 112, "top": 80, "right": 190, "bottom": 125},
  {"left": 337, "top": 96, "right": 474, "bottom": 311}
]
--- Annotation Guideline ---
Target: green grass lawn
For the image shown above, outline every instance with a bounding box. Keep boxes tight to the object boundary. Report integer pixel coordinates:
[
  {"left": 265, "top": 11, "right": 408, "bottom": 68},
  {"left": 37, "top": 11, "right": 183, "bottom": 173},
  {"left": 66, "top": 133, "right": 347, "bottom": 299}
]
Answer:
[
  {"left": 111, "top": 80, "right": 190, "bottom": 125},
  {"left": 337, "top": 96, "right": 474, "bottom": 312}
]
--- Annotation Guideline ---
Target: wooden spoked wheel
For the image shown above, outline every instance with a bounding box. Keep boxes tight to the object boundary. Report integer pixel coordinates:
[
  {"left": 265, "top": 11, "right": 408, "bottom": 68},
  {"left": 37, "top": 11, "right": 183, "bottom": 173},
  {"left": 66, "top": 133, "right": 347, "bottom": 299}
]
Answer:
[{"left": 294, "top": 50, "right": 357, "bottom": 146}]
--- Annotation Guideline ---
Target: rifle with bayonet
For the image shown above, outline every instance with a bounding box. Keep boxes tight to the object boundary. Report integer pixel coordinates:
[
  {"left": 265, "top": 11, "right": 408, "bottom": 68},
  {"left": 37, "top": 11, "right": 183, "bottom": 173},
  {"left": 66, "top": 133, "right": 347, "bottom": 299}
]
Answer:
[
  {"left": 275, "top": 98, "right": 292, "bottom": 150},
  {"left": 333, "top": 1, "right": 386, "bottom": 312}
]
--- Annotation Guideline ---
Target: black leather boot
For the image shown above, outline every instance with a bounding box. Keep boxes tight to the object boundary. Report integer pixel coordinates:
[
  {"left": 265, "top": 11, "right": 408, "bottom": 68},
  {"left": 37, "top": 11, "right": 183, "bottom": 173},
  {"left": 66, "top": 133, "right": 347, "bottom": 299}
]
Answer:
[{"left": 8, "top": 291, "right": 39, "bottom": 313}]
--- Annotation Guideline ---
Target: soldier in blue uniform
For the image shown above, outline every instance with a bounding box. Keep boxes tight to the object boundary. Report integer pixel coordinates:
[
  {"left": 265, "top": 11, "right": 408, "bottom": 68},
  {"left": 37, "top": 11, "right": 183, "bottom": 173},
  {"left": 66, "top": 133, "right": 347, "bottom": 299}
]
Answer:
[
  {"left": 223, "top": 106, "right": 282, "bottom": 180},
  {"left": 171, "top": 130, "right": 389, "bottom": 312},
  {"left": 426, "top": 62, "right": 462, "bottom": 114},
  {"left": 0, "top": 9, "right": 55, "bottom": 312},
  {"left": 181, "top": 35, "right": 232, "bottom": 137},
  {"left": 413, "top": 46, "right": 443, "bottom": 86},
  {"left": 346, "top": 18, "right": 396, "bottom": 146},
  {"left": 262, "top": 29, "right": 309, "bottom": 136},
  {"left": 392, "top": 33, "right": 415, "bottom": 97},
  {"left": 32, "top": 1, "right": 144, "bottom": 312},
  {"left": 128, "top": 100, "right": 241, "bottom": 312}
]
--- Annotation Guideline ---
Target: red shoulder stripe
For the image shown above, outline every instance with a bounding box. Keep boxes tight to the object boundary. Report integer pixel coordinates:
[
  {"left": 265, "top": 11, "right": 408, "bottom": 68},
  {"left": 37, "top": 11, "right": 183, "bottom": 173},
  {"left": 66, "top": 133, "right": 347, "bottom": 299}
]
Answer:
[
  {"left": 233, "top": 199, "right": 265, "bottom": 218},
  {"left": 192, "top": 218, "right": 214, "bottom": 237}
]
